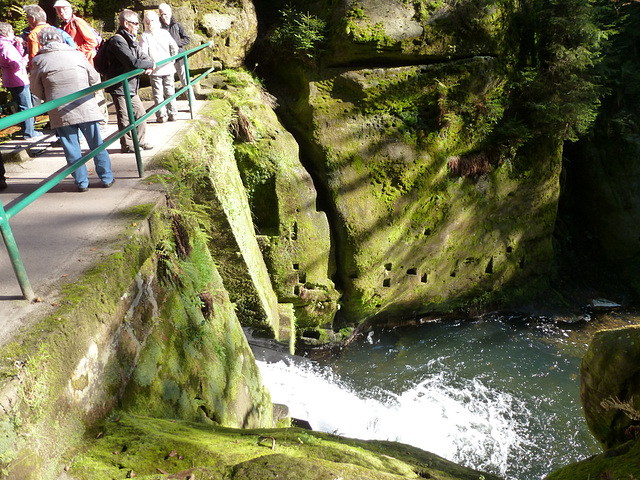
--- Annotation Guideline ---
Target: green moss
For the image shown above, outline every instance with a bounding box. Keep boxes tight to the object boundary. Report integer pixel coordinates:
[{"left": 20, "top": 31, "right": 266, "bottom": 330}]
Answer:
[
  {"left": 0, "top": 211, "right": 158, "bottom": 477},
  {"left": 0, "top": 416, "right": 20, "bottom": 468},
  {"left": 118, "top": 203, "right": 156, "bottom": 220},
  {"left": 132, "top": 338, "right": 162, "bottom": 388},
  {"left": 122, "top": 207, "right": 272, "bottom": 428},
  {"left": 546, "top": 439, "right": 640, "bottom": 480},
  {"left": 66, "top": 413, "right": 502, "bottom": 480}
]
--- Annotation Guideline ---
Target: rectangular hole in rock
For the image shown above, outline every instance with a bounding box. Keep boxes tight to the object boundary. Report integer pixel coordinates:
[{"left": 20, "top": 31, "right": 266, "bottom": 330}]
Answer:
[{"left": 485, "top": 257, "right": 494, "bottom": 274}]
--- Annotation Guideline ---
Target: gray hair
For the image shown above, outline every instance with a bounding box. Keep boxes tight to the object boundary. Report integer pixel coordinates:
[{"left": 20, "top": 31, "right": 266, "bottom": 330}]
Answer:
[
  {"left": 143, "top": 10, "right": 160, "bottom": 32},
  {"left": 118, "top": 9, "right": 138, "bottom": 26},
  {"left": 0, "top": 22, "right": 14, "bottom": 37},
  {"left": 158, "top": 3, "right": 172, "bottom": 15},
  {"left": 38, "top": 26, "right": 63, "bottom": 46},
  {"left": 23, "top": 4, "right": 47, "bottom": 23}
]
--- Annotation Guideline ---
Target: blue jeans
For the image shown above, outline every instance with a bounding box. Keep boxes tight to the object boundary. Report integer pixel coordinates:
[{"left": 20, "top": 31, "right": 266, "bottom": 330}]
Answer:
[
  {"left": 8, "top": 85, "right": 36, "bottom": 137},
  {"left": 56, "top": 122, "right": 113, "bottom": 188}
]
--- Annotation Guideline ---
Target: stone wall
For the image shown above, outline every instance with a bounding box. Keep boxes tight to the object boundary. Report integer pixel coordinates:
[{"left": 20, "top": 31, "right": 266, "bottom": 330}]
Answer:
[{"left": 0, "top": 115, "right": 280, "bottom": 479}]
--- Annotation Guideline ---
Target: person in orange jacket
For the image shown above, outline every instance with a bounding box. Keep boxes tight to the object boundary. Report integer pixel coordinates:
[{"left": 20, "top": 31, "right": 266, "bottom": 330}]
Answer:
[{"left": 53, "top": 0, "right": 98, "bottom": 63}]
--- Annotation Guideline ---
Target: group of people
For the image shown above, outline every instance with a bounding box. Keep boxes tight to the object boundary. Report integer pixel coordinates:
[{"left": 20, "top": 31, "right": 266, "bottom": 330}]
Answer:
[{"left": 0, "top": 3, "right": 190, "bottom": 192}]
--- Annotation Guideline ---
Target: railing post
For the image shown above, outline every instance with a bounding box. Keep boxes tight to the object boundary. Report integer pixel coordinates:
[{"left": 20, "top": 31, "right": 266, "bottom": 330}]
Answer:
[
  {"left": 0, "top": 41, "right": 213, "bottom": 300},
  {"left": 0, "top": 206, "right": 35, "bottom": 301},
  {"left": 122, "top": 80, "right": 144, "bottom": 177},
  {"left": 183, "top": 54, "right": 196, "bottom": 120}
]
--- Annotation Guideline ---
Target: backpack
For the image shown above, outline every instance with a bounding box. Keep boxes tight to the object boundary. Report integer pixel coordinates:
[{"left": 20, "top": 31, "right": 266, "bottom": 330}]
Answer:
[
  {"left": 87, "top": 25, "right": 103, "bottom": 53},
  {"left": 93, "top": 35, "right": 113, "bottom": 75}
]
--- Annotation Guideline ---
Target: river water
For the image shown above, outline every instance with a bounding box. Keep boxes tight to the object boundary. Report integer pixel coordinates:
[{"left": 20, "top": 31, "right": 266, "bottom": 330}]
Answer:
[{"left": 256, "top": 311, "right": 639, "bottom": 479}]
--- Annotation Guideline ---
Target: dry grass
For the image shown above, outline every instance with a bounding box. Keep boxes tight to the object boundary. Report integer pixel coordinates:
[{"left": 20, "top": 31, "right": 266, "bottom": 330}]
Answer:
[
  {"left": 229, "top": 107, "right": 256, "bottom": 143},
  {"left": 447, "top": 153, "right": 492, "bottom": 178}
]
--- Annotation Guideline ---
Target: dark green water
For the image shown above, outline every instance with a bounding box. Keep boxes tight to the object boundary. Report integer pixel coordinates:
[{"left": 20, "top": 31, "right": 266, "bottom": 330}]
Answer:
[{"left": 258, "top": 313, "right": 636, "bottom": 479}]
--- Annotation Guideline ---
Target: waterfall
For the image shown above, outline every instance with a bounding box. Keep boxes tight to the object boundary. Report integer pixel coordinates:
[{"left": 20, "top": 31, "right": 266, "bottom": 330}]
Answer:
[
  {"left": 255, "top": 317, "right": 601, "bottom": 479},
  {"left": 258, "top": 359, "right": 528, "bottom": 477}
]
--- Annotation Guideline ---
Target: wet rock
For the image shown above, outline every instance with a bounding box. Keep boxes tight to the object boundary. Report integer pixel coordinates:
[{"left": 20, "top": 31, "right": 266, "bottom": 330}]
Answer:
[
  {"left": 546, "top": 438, "right": 640, "bottom": 479},
  {"left": 580, "top": 325, "right": 640, "bottom": 449}
]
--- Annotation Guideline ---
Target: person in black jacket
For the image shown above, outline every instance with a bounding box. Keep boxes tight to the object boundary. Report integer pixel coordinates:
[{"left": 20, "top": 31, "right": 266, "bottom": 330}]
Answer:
[
  {"left": 103, "top": 9, "right": 154, "bottom": 153},
  {"left": 158, "top": 3, "right": 191, "bottom": 93}
]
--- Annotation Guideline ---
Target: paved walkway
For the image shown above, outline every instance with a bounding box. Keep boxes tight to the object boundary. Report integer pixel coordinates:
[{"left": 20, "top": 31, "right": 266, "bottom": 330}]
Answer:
[{"left": 0, "top": 99, "right": 205, "bottom": 347}]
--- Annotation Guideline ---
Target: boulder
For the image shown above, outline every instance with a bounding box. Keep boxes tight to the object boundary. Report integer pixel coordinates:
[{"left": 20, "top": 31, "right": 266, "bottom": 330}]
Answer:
[
  {"left": 325, "top": 0, "right": 504, "bottom": 66},
  {"left": 198, "top": 0, "right": 258, "bottom": 68},
  {"left": 580, "top": 325, "right": 640, "bottom": 449}
]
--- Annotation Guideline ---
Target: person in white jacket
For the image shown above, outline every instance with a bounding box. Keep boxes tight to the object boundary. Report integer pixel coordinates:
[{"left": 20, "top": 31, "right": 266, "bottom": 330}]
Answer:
[{"left": 139, "top": 10, "right": 178, "bottom": 123}]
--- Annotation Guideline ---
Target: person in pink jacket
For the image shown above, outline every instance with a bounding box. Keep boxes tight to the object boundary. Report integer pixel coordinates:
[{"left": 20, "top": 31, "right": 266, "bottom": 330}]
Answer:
[{"left": 0, "top": 22, "right": 41, "bottom": 139}]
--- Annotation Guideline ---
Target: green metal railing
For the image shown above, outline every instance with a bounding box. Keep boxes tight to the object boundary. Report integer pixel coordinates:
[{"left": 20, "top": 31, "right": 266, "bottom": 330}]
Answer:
[{"left": 0, "top": 41, "right": 214, "bottom": 300}]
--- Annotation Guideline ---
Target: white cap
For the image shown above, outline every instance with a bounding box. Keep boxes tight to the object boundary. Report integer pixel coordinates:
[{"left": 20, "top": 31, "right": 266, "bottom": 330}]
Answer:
[{"left": 53, "top": 0, "right": 72, "bottom": 8}]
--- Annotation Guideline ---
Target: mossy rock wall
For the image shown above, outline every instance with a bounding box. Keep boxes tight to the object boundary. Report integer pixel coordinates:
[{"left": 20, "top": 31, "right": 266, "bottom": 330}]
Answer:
[
  {"left": 173, "top": 102, "right": 282, "bottom": 337},
  {"left": 0, "top": 192, "right": 275, "bottom": 479},
  {"left": 580, "top": 325, "right": 640, "bottom": 449},
  {"left": 325, "top": 0, "right": 505, "bottom": 66},
  {"left": 258, "top": 0, "right": 604, "bottom": 325},
  {"left": 206, "top": 70, "right": 340, "bottom": 330},
  {"left": 199, "top": 70, "right": 339, "bottom": 330},
  {"left": 63, "top": 413, "right": 504, "bottom": 480},
  {"left": 0, "top": 208, "right": 160, "bottom": 480},
  {"left": 282, "top": 59, "right": 561, "bottom": 324},
  {"left": 121, "top": 221, "right": 272, "bottom": 429}
]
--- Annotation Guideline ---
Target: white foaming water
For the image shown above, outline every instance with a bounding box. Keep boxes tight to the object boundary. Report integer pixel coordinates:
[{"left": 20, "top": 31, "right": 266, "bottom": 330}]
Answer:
[{"left": 257, "top": 359, "right": 530, "bottom": 477}]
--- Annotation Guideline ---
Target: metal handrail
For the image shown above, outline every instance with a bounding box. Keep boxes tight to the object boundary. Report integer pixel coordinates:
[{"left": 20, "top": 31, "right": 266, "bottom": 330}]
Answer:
[{"left": 0, "top": 41, "right": 215, "bottom": 300}]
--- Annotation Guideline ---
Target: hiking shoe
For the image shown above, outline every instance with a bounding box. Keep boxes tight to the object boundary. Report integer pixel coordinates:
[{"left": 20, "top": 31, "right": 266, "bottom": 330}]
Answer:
[
  {"left": 78, "top": 185, "right": 89, "bottom": 192},
  {"left": 103, "top": 179, "right": 115, "bottom": 188},
  {"left": 121, "top": 145, "right": 135, "bottom": 153},
  {"left": 168, "top": 114, "right": 176, "bottom": 122},
  {"left": 157, "top": 116, "right": 167, "bottom": 123},
  {"left": 141, "top": 143, "right": 154, "bottom": 150}
]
